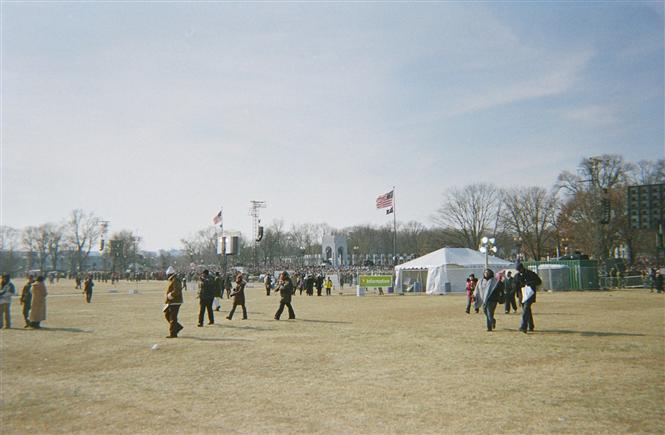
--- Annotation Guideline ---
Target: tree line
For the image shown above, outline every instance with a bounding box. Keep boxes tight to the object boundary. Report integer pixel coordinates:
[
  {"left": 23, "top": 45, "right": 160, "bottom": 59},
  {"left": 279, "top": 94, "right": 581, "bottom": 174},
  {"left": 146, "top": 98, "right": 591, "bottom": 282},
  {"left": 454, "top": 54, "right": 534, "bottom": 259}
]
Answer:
[{"left": 1, "top": 154, "right": 663, "bottom": 274}]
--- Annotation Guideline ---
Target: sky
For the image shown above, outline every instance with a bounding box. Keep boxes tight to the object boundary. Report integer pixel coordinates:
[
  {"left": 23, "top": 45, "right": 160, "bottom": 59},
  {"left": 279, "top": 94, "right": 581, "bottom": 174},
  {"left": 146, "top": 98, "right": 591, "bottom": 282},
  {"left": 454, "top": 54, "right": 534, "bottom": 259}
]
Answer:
[{"left": 2, "top": 1, "right": 664, "bottom": 251}]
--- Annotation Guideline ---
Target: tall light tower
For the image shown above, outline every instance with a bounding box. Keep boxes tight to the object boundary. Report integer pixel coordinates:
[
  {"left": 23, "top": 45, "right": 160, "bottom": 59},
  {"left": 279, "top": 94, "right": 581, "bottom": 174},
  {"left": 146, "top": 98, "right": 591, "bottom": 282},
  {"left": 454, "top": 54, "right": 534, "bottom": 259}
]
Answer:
[
  {"left": 479, "top": 236, "right": 498, "bottom": 269},
  {"left": 249, "top": 200, "right": 266, "bottom": 270}
]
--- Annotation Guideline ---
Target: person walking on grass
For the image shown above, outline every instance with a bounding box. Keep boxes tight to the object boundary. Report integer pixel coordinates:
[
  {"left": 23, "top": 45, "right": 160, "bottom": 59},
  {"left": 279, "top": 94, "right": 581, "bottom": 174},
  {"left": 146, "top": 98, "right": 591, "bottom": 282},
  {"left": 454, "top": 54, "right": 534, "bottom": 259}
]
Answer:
[
  {"left": 20, "top": 274, "right": 34, "bottom": 328},
  {"left": 213, "top": 271, "right": 223, "bottom": 312},
  {"left": 0, "top": 274, "right": 16, "bottom": 329},
  {"left": 274, "top": 271, "right": 296, "bottom": 320},
  {"left": 504, "top": 271, "right": 518, "bottom": 314},
  {"left": 83, "top": 274, "right": 94, "bottom": 303},
  {"left": 469, "top": 274, "right": 480, "bottom": 313},
  {"left": 28, "top": 275, "right": 47, "bottom": 329},
  {"left": 475, "top": 269, "right": 504, "bottom": 332},
  {"left": 264, "top": 273, "right": 272, "bottom": 296},
  {"left": 655, "top": 270, "right": 663, "bottom": 294},
  {"left": 164, "top": 266, "right": 184, "bottom": 338},
  {"left": 315, "top": 273, "right": 324, "bottom": 296},
  {"left": 227, "top": 274, "right": 248, "bottom": 320},
  {"left": 224, "top": 273, "right": 233, "bottom": 299},
  {"left": 197, "top": 269, "right": 216, "bottom": 327},
  {"left": 465, "top": 274, "right": 478, "bottom": 314},
  {"left": 324, "top": 276, "right": 333, "bottom": 296},
  {"left": 515, "top": 262, "right": 542, "bottom": 334}
]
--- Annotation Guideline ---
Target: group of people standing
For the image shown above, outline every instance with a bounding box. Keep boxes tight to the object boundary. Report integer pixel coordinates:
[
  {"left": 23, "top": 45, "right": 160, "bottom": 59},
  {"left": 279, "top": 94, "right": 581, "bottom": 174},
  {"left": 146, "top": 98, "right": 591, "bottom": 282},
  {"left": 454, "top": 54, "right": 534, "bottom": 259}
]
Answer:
[
  {"left": 466, "top": 263, "right": 542, "bottom": 334},
  {"left": 265, "top": 272, "right": 334, "bottom": 297},
  {"left": 163, "top": 268, "right": 298, "bottom": 338},
  {"left": 0, "top": 274, "right": 47, "bottom": 329}
]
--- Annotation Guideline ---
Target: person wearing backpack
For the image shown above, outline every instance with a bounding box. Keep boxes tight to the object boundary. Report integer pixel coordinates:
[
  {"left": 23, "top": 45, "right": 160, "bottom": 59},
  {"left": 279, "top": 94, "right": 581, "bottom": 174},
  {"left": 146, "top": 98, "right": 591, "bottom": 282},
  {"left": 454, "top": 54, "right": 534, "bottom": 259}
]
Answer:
[{"left": 515, "top": 262, "right": 542, "bottom": 334}]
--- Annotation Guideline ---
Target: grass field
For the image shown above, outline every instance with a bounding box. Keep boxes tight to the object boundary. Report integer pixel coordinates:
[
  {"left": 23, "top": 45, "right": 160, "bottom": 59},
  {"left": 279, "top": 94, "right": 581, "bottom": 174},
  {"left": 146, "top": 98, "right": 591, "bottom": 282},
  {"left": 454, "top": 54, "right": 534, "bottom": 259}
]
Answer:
[{"left": 1, "top": 278, "right": 664, "bottom": 434}]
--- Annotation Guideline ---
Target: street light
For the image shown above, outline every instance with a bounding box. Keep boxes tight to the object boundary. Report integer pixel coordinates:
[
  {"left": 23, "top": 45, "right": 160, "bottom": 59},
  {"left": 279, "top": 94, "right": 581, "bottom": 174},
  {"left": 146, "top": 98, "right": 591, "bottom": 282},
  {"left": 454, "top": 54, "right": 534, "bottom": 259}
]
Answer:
[{"left": 479, "top": 237, "right": 498, "bottom": 269}]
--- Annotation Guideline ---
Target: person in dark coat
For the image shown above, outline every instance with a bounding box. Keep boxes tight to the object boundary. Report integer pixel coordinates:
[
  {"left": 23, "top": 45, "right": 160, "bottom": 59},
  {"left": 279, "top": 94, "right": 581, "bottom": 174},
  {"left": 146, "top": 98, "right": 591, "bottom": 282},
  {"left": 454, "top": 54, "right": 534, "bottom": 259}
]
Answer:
[
  {"left": 305, "top": 274, "right": 314, "bottom": 296},
  {"left": 503, "top": 271, "right": 517, "bottom": 314},
  {"left": 515, "top": 262, "right": 542, "bottom": 333},
  {"left": 227, "top": 274, "right": 248, "bottom": 320},
  {"left": 213, "top": 272, "right": 223, "bottom": 311},
  {"left": 655, "top": 270, "right": 663, "bottom": 294},
  {"left": 20, "top": 274, "right": 34, "bottom": 328},
  {"left": 274, "top": 271, "right": 296, "bottom": 320},
  {"left": 197, "top": 269, "right": 216, "bottom": 326},
  {"left": 83, "top": 274, "right": 94, "bottom": 303},
  {"left": 164, "top": 266, "right": 184, "bottom": 338},
  {"left": 315, "top": 274, "right": 324, "bottom": 296},
  {"left": 475, "top": 269, "right": 504, "bottom": 331},
  {"left": 224, "top": 274, "right": 233, "bottom": 299},
  {"left": 264, "top": 273, "right": 272, "bottom": 296}
]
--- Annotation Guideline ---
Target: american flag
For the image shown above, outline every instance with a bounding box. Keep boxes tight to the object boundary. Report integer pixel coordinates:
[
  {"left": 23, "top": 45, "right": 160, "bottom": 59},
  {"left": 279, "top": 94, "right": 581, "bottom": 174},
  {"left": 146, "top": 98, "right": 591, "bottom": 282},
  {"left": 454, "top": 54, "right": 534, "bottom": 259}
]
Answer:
[
  {"left": 376, "top": 190, "right": 394, "bottom": 209},
  {"left": 212, "top": 211, "right": 222, "bottom": 225}
]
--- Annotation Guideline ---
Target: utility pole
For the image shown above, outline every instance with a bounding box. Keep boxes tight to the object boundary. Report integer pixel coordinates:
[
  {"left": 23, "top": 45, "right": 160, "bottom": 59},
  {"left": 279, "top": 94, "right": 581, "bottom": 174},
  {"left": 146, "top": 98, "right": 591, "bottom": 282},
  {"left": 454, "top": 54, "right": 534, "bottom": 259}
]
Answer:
[
  {"left": 217, "top": 206, "right": 227, "bottom": 275},
  {"left": 249, "top": 200, "right": 266, "bottom": 271}
]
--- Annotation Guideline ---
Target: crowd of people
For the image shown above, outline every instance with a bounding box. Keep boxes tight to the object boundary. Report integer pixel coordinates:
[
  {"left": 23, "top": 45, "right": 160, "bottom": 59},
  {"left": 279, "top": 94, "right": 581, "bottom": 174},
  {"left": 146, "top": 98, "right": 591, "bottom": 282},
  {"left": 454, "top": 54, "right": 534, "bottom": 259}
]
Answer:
[
  {"left": 0, "top": 273, "right": 48, "bottom": 329},
  {"left": 465, "top": 262, "right": 543, "bottom": 334},
  {"left": 2, "top": 262, "right": 662, "bottom": 339},
  {"left": 163, "top": 267, "right": 298, "bottom": 338}
]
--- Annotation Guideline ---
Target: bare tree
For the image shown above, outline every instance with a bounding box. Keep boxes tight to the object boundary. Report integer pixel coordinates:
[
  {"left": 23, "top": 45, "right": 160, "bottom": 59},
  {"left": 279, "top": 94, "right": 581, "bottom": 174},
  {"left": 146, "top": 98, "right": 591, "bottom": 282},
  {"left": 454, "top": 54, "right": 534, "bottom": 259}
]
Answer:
[
  {"left": 556, "top": 154, "right": 631, "bottom": 194},
  {"left": 433, "top": 183, "right": 500, "bottom": 249},
  {"left": 109, "top": 230, "right": 143, "bottom": 273},
  {"left": 502, "top": 187, "right": 559, "bottom": 260},
  {"left": 555, "top": 155, "right": 634, "bottom": 262},
  {"left": 631, "top": 159, "right": 665, "bottom": 185},
  {"left": 28, "top": 225, "right": 51, "bottom": 273},
  {"left": 66, "top": 209, "right": 101, "bottom": 272},
  {"left": 180, "top": 228, "right": 220, "bottom": 269},
  {"left": 0, "top": 226, "right": 22, "bottom": 273},
  {"left": 46, "top": 224, "right": 65, "bottom": 272}
]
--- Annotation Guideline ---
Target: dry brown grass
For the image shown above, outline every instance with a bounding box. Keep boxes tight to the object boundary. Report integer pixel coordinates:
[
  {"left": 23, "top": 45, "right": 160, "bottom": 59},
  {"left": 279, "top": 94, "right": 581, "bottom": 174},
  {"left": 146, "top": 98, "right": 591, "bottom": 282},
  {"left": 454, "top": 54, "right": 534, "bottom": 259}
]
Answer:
[{"left": 1, "top": 278, "right": 664, "bottom": 434}]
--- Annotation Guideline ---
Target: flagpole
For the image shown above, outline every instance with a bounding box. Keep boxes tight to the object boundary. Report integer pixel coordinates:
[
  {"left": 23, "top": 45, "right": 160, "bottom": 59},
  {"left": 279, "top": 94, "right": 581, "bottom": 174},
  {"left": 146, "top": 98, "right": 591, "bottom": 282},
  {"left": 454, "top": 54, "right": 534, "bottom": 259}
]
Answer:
[
  {"left": 393, "top": 186, "right": 397, "bottom": 267},
  {"left": 220, "top": 206, "right": 226, "bottom": 274}
]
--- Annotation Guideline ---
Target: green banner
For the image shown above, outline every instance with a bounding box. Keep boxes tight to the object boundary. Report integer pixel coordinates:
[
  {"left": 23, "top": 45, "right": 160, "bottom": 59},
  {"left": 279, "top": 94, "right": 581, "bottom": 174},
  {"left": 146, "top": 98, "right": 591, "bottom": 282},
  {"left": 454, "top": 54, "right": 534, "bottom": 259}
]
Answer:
[{"left": 359, "top": 275, "right": 393, "bottom": 288}]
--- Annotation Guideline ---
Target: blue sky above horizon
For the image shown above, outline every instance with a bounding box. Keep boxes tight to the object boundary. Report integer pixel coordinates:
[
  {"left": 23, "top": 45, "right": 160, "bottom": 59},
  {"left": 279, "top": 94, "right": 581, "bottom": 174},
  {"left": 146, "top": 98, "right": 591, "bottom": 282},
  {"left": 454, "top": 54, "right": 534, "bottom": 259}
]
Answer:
[{"left": 2, "top": 1, "right": 664, "bottom": 250}]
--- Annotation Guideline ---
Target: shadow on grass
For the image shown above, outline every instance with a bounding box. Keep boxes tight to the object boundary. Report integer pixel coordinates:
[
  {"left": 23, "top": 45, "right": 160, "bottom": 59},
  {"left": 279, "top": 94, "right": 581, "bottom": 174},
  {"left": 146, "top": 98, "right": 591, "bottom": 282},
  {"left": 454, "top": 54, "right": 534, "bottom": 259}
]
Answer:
[
  {"left": 179, "top": 336, "right": 252, "bottom": 342},
  {"left": 41, "top": 327, "right": 94, "bottom": 334},
  {"left": 537, "top": 329, "right": 646, "bottom": 337},
  {"left": 297, "top": 319, "right": 352, "bottom": 325},
  {"left": 219, "top": 324, "right": 275, "bottom": 332}
]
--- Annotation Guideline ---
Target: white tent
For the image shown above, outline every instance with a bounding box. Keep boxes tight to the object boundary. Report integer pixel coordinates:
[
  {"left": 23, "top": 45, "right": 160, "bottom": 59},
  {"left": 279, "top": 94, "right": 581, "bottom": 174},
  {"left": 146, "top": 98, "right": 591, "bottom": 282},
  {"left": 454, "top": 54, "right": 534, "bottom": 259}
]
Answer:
[{"left": 394, "top": 247, "right": 513, "bottom": 294}]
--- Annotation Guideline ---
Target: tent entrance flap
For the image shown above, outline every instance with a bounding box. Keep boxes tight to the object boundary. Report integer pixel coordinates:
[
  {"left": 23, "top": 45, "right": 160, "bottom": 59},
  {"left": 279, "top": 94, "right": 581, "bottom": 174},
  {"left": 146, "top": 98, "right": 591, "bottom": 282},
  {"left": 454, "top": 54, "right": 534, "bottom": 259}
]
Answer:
[{"left": 400, "top": 270, "right": 427, "bottom": 292}]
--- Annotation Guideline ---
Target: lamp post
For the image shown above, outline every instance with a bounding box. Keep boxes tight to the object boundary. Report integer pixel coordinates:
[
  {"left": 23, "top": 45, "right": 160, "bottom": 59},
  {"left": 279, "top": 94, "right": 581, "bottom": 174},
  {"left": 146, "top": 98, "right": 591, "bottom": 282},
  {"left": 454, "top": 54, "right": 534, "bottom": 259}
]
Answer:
[{"left": 479, "top": 236, "right": 498, "bottom": 269}]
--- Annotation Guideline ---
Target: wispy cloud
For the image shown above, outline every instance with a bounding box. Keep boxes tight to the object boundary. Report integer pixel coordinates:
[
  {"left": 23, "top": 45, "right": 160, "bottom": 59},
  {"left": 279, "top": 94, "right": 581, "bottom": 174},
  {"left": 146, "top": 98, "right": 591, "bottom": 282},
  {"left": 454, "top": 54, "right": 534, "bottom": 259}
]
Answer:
[
  {"left": 562, "top": 104, "right": 619, "bottom": 126},
  {"left": 450, "top": 50, "right": 593, "bottom": 116}
]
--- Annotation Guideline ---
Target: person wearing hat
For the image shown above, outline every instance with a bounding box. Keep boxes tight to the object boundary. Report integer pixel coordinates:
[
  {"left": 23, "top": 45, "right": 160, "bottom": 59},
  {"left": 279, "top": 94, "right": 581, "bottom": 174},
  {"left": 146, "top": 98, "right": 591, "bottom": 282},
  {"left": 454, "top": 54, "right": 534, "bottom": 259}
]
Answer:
[
  {"left": 197, "top": 269, "right": 217, "bottom": 327},
  {"left": 164, "top": 266, "right": 184, "bottom": 338},
  {"left": 274, "top": 271, "right": 296, "bottom": 320},
  {"left": 515, "top": 262, "right": 542, "bottom": 333}
]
